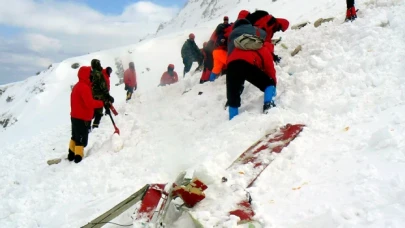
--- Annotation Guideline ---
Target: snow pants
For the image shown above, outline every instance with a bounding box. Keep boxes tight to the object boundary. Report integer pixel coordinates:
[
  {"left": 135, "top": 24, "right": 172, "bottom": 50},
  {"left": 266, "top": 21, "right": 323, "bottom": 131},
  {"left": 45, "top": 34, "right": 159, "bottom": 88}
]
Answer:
[
  {"left": 226, "top": 60, "right": 276, "bottom": 108},
  {"left": 92, "top": 107, "right": 103, "bottom": 128},
  {"left": 346, "top": 0, "right": 355, "bottom": 8},
  {"left": 71, "top": 117, "right": 91, "bottom": 147},
  {"left": 200, "top": 68, "right": 211, "bottom": 84},
  {"left": 126, "top": 85, "right": 134, "bottom": 101},
  {"left": 212, "top": 49, "right": 227, "bottom": 75},
  {"left": 183, "top": 56, "right": 203, "bottom": 77}
]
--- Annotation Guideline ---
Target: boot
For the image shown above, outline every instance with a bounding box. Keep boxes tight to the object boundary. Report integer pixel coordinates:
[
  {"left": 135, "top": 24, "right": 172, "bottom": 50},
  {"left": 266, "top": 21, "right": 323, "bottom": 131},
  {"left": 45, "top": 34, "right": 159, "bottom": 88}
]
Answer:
[
  {"left": 68, "top": 140, "right": 75, "bottom": 161},
  {"left": 74, "top": 146, "right": 84, "bottom": 163},
  {"left": 263, "top": 86, "right": 276, "bottom": 114},
  {"left": 351, "top": 6, "right": 357, "bottom": 20},
  {"left": 126, "top": 92, "right": 132, "bottom": 101},
  {"left": 209, "top": 72, "right": 218, "bottom": 82},
  {"left": 229, "top": 107, "right": 239, "bottom": 120},
  {"left": 345, "top": 8, "right": 352, "bottom": 22},
  {"left": 263, "top": 101, "right": 276, "bottom": 114}
]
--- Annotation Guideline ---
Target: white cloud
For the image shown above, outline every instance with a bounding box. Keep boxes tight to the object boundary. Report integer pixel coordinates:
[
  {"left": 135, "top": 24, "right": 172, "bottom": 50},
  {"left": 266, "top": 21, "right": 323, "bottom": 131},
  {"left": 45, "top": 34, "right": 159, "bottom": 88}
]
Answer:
[
  {"left": 0, "top": 52, "right": 52, "bottom": 68},
  {"left": 0, "top": 0, "right": 180, "bottom": 84},
  {"left": 25, "top": 33, "right": 61, "bottom": 53}
]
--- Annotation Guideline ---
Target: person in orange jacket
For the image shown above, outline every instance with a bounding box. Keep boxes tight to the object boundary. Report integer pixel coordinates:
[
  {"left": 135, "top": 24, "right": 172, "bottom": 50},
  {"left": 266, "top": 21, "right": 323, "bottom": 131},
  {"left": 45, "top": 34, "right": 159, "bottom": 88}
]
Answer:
[
  {"left": 159, "top": 64, "right": 178, "bottom": 86},
  {"left": 69, "top": 66, "right": 105, "bottom": 163},
  {"left": 208, "top": 16, "right": 232, "bottom": 82},
  {"left": 124, "top": 62, "right": 137, "bottom": 101}
]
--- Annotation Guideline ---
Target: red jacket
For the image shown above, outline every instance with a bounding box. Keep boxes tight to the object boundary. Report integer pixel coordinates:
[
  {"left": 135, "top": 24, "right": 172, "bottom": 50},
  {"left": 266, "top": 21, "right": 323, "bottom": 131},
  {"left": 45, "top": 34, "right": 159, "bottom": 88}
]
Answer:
[
  {"left": 160, "top": 71, "right": 178, "bottom": 86},
  {"left": 227, "top": 42, "right": 276, "bottom": 84},
  {"left": 71, "top": 66, "right": 104, "bottom": 121},
  {"left": 102, "top": 69, "right": 110, "bottom": 91},
  {"left": 124, "top": 69, "right": 137, "bottom": 88},
  {"left": 254, "top": 15, "right": 290, "bottom": 42}
]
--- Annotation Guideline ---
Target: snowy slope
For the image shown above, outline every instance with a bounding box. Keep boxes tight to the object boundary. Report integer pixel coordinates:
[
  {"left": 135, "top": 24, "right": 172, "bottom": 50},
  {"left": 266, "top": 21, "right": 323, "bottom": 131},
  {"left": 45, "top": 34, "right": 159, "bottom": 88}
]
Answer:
[
  {"left": 1, "top": 0, "right": 405, "bottom": 227},
  {"left": 157, "top": 0, "right": 347, "bottom": 36}
]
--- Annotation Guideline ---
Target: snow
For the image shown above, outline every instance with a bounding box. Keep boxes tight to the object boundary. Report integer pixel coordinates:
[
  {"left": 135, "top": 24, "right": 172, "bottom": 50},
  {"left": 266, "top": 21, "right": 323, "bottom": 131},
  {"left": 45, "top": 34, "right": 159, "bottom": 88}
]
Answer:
[{"left": 1, "top": 0, "right": 405, "bottom": 227}]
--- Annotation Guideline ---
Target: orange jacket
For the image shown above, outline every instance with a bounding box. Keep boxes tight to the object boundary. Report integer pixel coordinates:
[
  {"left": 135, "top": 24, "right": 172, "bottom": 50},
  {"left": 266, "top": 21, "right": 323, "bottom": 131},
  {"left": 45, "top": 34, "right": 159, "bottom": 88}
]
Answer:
[{"left": 160, "top": 71, "right": 178, "bottom": 86}]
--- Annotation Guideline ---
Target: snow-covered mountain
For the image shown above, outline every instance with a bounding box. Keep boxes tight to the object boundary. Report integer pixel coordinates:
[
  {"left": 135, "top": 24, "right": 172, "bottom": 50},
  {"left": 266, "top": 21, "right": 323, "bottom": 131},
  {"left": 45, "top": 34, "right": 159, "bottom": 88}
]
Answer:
[{"left": 2, "top": 0, "right": 405, "bottom": 227}]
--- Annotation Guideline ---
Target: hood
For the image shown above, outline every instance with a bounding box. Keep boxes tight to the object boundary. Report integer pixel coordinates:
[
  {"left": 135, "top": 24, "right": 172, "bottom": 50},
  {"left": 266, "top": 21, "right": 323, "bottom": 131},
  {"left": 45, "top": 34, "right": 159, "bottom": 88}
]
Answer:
[
  {"left": 277, "top": 18, "right": 290, "bottom": 31},
  {"left": 237, "top": 10, "right": 250, "bottom": 20},
  {"left": 77, "top": 66, "right": 92, "bottom": 85}
]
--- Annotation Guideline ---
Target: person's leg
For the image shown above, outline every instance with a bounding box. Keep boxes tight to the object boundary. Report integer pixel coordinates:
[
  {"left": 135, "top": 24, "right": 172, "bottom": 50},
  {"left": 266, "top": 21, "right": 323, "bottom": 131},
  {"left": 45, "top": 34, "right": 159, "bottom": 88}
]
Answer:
[
  {"left": 73, "top": 119, "right": 90, "bottom": 163},
  {"left": 92, "top": 107, "right": 103, "bottom": 128},
  {"left": 68, "top": 117, "right": 76, "bottom": 161},
  {"left": 226, "top": 61, "right": 248, "bottom": 120},
  {"left": 243, "top": 64, "right": 277, "bottom": 113}
]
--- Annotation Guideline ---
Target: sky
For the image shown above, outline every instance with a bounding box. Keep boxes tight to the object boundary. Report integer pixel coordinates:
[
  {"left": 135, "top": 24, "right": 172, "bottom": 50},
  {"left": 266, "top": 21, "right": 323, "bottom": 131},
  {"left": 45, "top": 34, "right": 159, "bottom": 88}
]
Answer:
[{"left": 0, "top": 0, "right": 187, "bottom": 85}]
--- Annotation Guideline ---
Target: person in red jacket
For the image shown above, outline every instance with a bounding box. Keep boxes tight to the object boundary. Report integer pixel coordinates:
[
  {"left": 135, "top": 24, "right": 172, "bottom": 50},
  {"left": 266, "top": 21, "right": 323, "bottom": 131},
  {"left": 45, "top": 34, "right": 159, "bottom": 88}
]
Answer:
[
  {"left": 199, "top": 42, "right": 213, "bottom": 84},
  {"left": 69, "top": 66, "right": 104, "bottom": 163},
  {"left": 124, "top": 62, "right": 137, "bottom": 101},
  {"left": 159, "top": 64, "right": 178, "bottom": 86},
  {"left": 102, "top": 67, "right": 112, "bottom": 91},
  {"left": 226, "top": 14, "right": 277, "bottom": 120}
]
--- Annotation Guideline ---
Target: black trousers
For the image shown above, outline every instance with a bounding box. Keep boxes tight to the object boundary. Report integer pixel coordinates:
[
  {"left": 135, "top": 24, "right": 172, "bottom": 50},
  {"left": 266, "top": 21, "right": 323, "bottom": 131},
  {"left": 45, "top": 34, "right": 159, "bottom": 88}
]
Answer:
[
  {"left": 347, "top": 0, "right": 354, "bottom": 8},
  {"left": 71, "top": 117, "right": 91, "bottom": 147},
  {"left": 92, "top": 107, "right": 103, "bottom": 126},
  {"left": 226, "top": 60, "right": 276, "bottom": 108}
]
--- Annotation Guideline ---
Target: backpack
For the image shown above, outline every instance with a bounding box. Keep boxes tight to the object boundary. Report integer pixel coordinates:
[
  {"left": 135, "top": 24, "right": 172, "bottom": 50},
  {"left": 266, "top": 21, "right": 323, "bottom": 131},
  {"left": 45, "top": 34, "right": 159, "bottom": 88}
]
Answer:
[{"left": 234, "top": 34, "right": 264, "bottom": 50}]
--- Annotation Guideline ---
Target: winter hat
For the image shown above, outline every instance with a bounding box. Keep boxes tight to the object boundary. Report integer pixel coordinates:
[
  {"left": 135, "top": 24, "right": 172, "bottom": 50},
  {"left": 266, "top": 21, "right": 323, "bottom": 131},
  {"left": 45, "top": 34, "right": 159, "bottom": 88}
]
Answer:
[
  {"left": 106, "top": 67, "right": 112, "bottom": 76},
  {"left": 276, "top": 18, "right": 289, "bottom": 32},
  {"left": 168, "top": 64, "right": 174, "bottom": 69},
  {"left": 189, "top": 33, "right": 195, "bottom": 40},
  {"left": 91, "top": 59, "right": 102, "bottom": 71},
  {"left": 237, "top": 10, "right": 250, "bottom": 20},
  {"left": 129, "top": 62, "right": 135, "bottom": 69}
]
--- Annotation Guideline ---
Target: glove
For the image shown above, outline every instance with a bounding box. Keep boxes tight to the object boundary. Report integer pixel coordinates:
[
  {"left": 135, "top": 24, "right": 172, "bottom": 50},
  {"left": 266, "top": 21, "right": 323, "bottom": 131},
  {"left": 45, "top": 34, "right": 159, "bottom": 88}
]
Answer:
[
  {"left": 109, "top": 95, "right": 114, "bottom": 103},
  {"left": 105, "top": 107, "right": 111, "bottom": 115},
  {"left": 104, "top": 101, "right": 111, "bottom": 110},
  {"left": 134, "top": 85, "right": 137, "bottom": 91},
  {"left": 273, "top": 53, "right": 281, "bottom": 64}
]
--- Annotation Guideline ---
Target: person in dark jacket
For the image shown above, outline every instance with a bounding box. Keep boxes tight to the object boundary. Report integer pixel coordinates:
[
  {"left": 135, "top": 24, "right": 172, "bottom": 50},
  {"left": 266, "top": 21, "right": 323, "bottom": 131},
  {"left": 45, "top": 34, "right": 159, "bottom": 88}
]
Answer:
[
  {"left": 181, "top": 33, "right": 203, "bottom": 77},
  {"left": 159, "top": 64, "right": 179, "bottom": 86},
  {"left": 90, "top": 59, "right": 114, "bottom": 129},
  {"left": 345, "top": 0, "right": 357, "bottom": 21},
  {"left": 69, "top": 66, "right": 104, "bottom": 163},
  {"left": 226, "top": 15, "right": 277, "bottom": 120}
]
